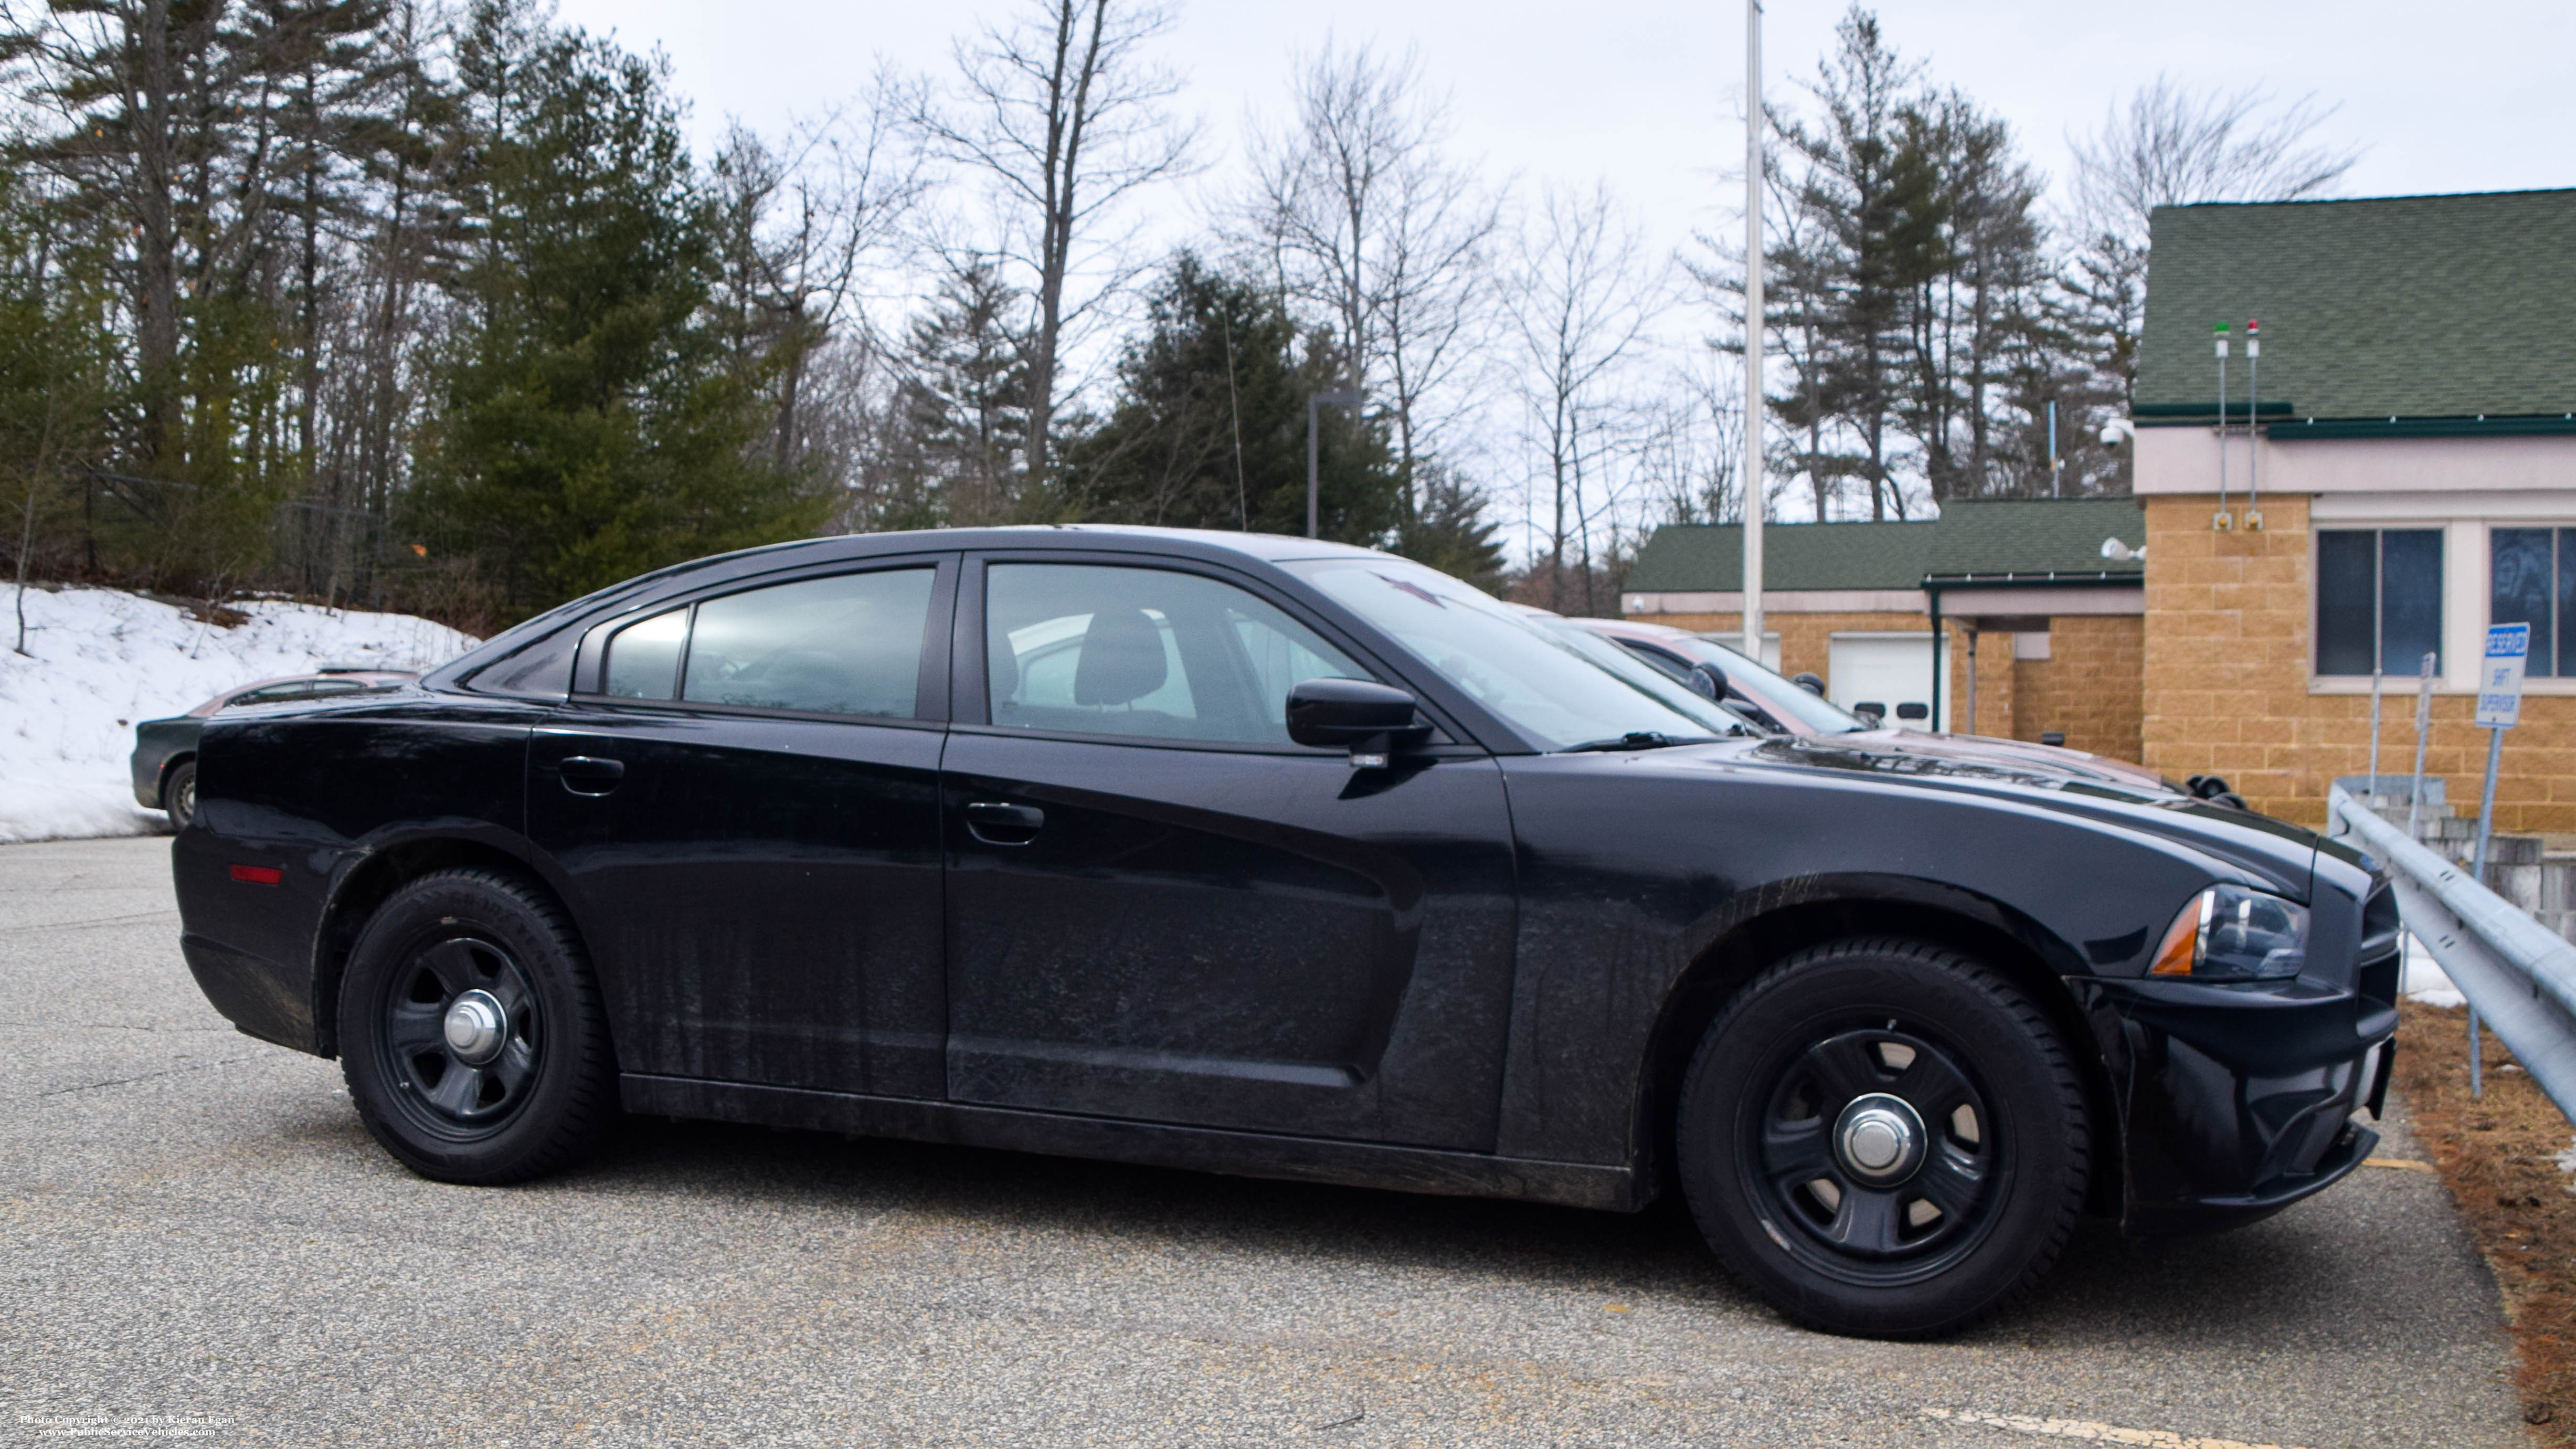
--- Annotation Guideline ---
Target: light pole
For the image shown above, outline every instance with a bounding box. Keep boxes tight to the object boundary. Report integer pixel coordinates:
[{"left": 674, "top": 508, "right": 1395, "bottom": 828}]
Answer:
[
  {"left": 1742, "top": 0, "right": 1765, "bottom": 662},
  {"left": 1307, "top": 388, "right": 1362, "bottom": 539}
]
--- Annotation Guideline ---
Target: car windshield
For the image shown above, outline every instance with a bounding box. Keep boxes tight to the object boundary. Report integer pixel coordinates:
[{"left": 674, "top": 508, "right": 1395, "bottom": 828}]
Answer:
[
  {"left": 1284, "top": 556, "right": 1747, "bottom": 750},
  {"left": 1661, "top": 633, "right": 1869, "bottom": 735}
]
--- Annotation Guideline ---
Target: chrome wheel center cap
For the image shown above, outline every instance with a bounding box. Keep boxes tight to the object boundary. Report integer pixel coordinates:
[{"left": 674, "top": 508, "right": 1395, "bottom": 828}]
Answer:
[
  {"left": 1833, "top": 1093, "right": 1927, "bottom": 1184},
  {"left": 443, "top": 990, "right": 508, "bottom": 1065}
]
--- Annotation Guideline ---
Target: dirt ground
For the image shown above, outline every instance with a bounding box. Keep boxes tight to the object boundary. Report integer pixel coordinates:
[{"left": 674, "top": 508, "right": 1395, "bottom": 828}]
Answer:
[{"left": 2397, "top": 999, "right": 2576, "bottom": 1441}]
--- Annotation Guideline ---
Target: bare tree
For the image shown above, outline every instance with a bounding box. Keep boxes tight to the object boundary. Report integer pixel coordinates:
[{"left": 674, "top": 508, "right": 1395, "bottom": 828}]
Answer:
[
  {"left": 2068, "top": 77, "right": 2361, "bottom": 246},
  {"left": 1509, "top": 182, "right": 1662, "bottom": 615},
  {"left": 2060, "top": 77, "right": 2362, "bottom": 429},
  {"left": 1634, "top": 359, "right": 1743, "bottom": 528},
  {"left": 914, "top": 0, "right": 1197, "bottom": 498},
  {"left": 715, "top": 81, "right": 927, "bottom": 478},
  {"left": 1241, "top": 40, "right": 1504, "bottom": 515}
]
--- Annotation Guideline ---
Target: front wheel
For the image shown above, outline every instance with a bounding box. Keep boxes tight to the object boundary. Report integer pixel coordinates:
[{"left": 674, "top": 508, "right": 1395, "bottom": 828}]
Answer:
[
  {"left": 337, "top": 869, "right": 614, "bottom": 1183},
  {"left": 1675, "top": 938, "right": 2090, "bottom": 1338}
]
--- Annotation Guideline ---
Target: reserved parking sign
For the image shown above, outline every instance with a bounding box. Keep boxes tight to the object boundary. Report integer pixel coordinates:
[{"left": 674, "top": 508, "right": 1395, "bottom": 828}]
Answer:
[{"left": 2478, "top": 622, "right": 2530, "bottom": 728}]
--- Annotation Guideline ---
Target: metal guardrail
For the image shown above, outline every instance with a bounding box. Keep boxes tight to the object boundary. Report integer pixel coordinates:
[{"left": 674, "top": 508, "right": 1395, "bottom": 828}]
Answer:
[{"left": 2328, "top": 783, "right": 2576, "bottom": 1123}]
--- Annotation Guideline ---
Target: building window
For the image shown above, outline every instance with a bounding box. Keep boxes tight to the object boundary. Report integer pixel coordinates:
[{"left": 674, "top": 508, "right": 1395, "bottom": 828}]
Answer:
[
  {"left": 2316, "top": 529, "right": 2442, "bottom": 676},
  {"left": 2490, "top": 528, "right": 2576, "bottom": 678}
]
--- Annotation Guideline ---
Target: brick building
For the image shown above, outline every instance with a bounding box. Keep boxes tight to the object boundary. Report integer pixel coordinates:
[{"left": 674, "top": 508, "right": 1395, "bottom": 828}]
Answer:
[
  {"left": 2133, "top": 188, "right": 2576, "bottom": 831},
  {"left": 1618, "top": 498, "right": 2147, "bottom": 761}
]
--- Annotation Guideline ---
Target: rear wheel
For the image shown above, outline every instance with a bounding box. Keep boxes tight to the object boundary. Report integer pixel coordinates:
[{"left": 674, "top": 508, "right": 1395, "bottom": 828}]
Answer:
[
  {"left": 1675, "top": 938, "right": 2089, "bottom": 1337},
  {"left": 337, "top": 869, "right": 614, "bottom": 1183},
  {"left": 162, "top": 760, "right": 197, "bottom": 832}
]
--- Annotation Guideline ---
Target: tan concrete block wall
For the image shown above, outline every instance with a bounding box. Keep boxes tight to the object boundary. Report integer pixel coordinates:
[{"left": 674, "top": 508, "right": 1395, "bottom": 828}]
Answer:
[
  {"left": 1650, "top": 609, "right": 2142, "bottom": 762},
  {"left": 2007, "top": 617, "right": 2144, "bottom": 764},
  {"left": 1964, "top": 631, "right": 2017, "bottom": 740},
  {"left": 2142, "top": 492, "right": 2576, "bottom": 832}
]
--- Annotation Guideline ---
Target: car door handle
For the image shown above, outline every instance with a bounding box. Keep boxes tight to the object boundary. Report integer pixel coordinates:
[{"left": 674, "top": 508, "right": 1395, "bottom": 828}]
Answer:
[
  {"left": 965, "top": 801, "right": 1045, "bottom": 845},
  {"left": 558, "top": 756, "right": 626, "bottom": 796}
]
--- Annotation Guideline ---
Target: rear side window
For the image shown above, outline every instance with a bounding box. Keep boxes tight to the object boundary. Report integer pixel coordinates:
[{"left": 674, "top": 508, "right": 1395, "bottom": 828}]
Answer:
[
  {"left": 603, "top": 608, "right": 687, "bottom": 700},
  {"left": 682, "top": 570, "right": 935, "bottom": 717},
  {"left": 598, "top": 570, "right": 937, "bottom": 717}
]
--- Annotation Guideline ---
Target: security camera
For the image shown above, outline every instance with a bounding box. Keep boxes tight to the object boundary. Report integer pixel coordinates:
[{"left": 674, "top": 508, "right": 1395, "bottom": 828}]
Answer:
[
  {"left": 2099, "top": 418, "right": 2135, "bottom": 449},
  {"left": 2101, "top": 537, "right": 2145, "bottom": 563}
]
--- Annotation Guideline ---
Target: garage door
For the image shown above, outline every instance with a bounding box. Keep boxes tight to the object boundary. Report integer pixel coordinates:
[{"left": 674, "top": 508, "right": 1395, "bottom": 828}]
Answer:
[{"left": 1828, "top": 632, "right": 1949, "bottom": 731}]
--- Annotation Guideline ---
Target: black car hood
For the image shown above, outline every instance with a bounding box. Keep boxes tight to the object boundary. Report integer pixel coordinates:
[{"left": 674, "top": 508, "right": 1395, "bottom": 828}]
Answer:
[{"left": 1738, "top": 732, "right": 2321, "bottom": 901}]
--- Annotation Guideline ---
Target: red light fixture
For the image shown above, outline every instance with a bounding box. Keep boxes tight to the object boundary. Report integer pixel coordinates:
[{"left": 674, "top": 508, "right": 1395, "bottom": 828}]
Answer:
[{"left": 229, "top": 864, "right": 283, "bottom": 885}]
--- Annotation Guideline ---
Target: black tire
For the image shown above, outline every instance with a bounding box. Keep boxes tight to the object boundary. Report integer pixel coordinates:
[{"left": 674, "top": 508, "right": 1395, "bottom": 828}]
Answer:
[
  {"left": 337, "top": 868, "right": 614, "bottom": 1184},
  {"left": 1674, "top": 938, "right": 2089, "bottom": 1338},
  {"left": 163, "top": 760, "right": 197, "bottom": 833}
]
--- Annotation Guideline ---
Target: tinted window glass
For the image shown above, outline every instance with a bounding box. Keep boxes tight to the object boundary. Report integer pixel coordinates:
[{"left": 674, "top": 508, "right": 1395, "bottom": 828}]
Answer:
[
  {"left": 230, "top": 683, "right": 312, "bottom": 706},
  {"left": 2316, "top": 528, "right": 2442, "bottom": 676},
  {"left": 2493, "top": 527, "right": 2555, "bottom": 677},
  {"left": 2380, "top": 530, "right": 2442, "bottom": 674},
  {"left": 603, "top": 608, "right": 687, "bottom": 700},
  {"left": 2559, "top": 529, "right": 2576, "bottom": 678},
  {"left": 682, "top": 570, "right": 934, "bottom": 717},
  {"left": 985, "top": 564, "right": 1369, "bottom": 745},
  {"left": 2315, "top": 531, "right": 2376, "bottom": 676},
  {"left": 1287, "top": 557, "right": 1742, "bottom": 749}
]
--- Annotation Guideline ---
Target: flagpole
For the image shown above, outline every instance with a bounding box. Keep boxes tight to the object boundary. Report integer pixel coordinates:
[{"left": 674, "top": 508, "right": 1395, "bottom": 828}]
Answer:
[{"left": 1742, "top": 0, "right": 1765, "bottom": 663}]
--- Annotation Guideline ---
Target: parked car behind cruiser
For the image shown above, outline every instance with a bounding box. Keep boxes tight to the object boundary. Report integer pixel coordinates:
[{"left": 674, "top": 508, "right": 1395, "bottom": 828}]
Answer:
[
  {"left": 1561, "top": 611, "right": 2176, "bottom": 792},
  {"left": 131, "top": 668, "right": 417, "bottom": 830},
  {"left": 168, "top": 527, "right": 2399, "bottom": 1338}
]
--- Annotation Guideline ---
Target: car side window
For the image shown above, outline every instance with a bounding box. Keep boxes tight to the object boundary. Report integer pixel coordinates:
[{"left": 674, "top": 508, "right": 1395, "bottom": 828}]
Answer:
[
  {"left": 985, "top": 563, "right": 1370, "bottom": 746},
  {"left": 603, "top": 608, "right": 687, "bottom": 701},
  {"left": 682, "top": 570, "right": 935, "bottom": 717},
  {"left": 231, "top": 682, "right": 312, "bottom": 706},
  {"left": 1615, "top": 640, "right": 1694, "bottom": 684}
]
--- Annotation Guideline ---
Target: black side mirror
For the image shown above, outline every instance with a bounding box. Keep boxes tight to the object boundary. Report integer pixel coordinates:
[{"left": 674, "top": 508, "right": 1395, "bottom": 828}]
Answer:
[
  {"left": 1895, "top": 702, "right": 1930, "bottom": 723},
  {"left": 1287, "top": 678, "right": 1430, "bottom": 767},
  {"left": 1687, "top": 661, "right": 1727, "bottom": 701},
  {"left": 1853, "top": 701, "right": 1886, "bottom": 724},
  {"left": 1791, "top": 672, "right": 1825, "bottom": 697}
]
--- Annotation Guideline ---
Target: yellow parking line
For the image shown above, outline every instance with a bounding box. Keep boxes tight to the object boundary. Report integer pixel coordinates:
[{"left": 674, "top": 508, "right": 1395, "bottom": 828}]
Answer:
[{"left": 1922, "top": 1406, "right": 2306, "bottom": 1449}]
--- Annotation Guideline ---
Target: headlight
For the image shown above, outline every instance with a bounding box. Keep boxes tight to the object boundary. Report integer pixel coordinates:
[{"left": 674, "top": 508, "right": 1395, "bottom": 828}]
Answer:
[{"left": 2149, "top": 884, "right": 2309, "bottom": 981}]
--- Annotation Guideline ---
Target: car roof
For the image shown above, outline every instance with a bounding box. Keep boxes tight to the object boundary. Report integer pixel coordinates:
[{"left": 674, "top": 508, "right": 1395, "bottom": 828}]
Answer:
[{"left": 663, "top": 524, "right": 1394, "bottom": 576}]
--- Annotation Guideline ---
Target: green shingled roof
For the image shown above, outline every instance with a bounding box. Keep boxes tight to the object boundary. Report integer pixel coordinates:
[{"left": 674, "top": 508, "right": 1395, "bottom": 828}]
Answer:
[
  {"left": 2136, "top": 189, "right": 2576, "bottom": 425},
  {"left": 1625, "top": 499, "right": 2144, "bottom": 592}
]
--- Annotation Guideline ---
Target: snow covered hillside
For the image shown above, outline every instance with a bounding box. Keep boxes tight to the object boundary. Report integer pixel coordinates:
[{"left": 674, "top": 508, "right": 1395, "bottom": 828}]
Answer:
[{"left": 0, "top": 585, "right": 478, "bottom": 843}]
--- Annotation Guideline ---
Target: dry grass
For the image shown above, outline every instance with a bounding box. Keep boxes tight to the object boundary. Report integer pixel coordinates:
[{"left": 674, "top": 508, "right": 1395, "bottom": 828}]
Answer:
[{"left": 2397, "top": 999, "right": 2576, "bottom": 1439}]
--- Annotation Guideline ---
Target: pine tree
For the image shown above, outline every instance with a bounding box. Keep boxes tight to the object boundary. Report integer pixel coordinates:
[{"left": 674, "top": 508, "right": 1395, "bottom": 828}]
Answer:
[
  {"left": 1062, "top": 253, "right": 1402, "bottom": 544},
  {"left": 408, "top": 2, "right": 825, "bottom": 617}
]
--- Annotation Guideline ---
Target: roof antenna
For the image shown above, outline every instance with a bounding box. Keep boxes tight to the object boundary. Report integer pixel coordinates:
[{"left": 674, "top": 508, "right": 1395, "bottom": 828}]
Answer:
[
  {"left": 2243, "top": 320, "right": 2264, "bottom": 531},
  {"left": 2212, "top": 323, "right": 2234, "bottom": 532}
]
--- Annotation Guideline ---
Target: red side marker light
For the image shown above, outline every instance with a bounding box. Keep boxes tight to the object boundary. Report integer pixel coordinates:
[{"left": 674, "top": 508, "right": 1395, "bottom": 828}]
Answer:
[{"left": 230, "top": 864, "right": 283, "bottom": 885}]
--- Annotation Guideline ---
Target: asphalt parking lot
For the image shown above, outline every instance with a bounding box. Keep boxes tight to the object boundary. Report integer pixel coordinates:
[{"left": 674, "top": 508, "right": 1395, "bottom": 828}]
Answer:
[{"left": 0, "top": 834, "right": 2533, "bottom": 1447}]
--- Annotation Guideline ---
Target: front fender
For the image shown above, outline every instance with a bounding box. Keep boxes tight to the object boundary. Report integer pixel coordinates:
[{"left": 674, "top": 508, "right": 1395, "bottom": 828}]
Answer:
[{"left": 1488, "top": 749, "right": 2293, "bottom": 1169}]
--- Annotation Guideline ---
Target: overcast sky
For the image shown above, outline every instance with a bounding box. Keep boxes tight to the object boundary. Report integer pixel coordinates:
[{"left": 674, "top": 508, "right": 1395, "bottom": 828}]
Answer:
[{"left": 555, "top": 0, "right": 2575, "bottom": 263}]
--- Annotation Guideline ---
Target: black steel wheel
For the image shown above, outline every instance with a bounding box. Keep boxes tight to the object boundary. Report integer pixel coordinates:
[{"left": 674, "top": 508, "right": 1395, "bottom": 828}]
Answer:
[
  {"left": 1676, "top": 938, "right": 2089, "bottom": 1338},
  {"left": 376, "top": 934, "right": 546, "bottom": 1137},
  {"left": 163, "top": 760, "right": 197, "bottom": 833},
  {"left": 338, "top": 869, "right": 613, "bottom": 1183}
]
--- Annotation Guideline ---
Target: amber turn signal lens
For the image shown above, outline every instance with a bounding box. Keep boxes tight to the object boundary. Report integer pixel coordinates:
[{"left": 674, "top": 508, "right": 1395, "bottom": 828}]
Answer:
[{"left": 2149, "top": 893, "right": 2203, "bottom": 977}]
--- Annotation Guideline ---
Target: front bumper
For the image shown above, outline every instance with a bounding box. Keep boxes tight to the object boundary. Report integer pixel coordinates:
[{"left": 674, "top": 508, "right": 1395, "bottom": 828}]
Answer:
[{"left": 2102, "top": 971, "right": 2398, "bottom": 1236}]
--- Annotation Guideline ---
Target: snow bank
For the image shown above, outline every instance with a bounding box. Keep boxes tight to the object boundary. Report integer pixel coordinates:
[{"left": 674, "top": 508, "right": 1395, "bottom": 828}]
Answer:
[{"left": 0, "top": 585, "right": 478, "bottom": 844}]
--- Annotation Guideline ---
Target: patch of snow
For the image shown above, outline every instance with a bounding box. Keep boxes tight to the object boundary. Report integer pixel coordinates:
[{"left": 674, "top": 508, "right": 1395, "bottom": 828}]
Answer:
[
  {"left": 0, "top": 585, "right": 476, "bottom": 844},
  {"left": 2400, "top": 930, "right": 2465, "bottom": 1008},
  {"left": 2556, "top": 1136, "right": 2576, "bottom": 1179}
]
